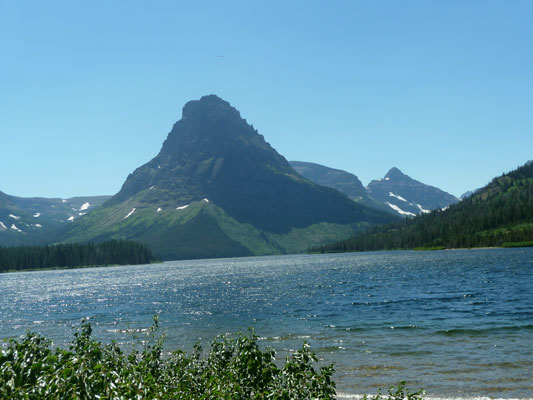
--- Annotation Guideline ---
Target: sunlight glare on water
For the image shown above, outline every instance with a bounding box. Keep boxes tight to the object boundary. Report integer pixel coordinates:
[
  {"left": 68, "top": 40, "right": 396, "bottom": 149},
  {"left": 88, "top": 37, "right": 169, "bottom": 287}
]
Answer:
[{"left": 1, "top": 248, "right": 532, "bottom": 398}]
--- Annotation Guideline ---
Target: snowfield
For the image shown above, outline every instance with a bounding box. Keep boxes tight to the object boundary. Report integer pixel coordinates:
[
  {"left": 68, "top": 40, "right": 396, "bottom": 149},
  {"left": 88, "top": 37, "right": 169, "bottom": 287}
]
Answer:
[
  {"left": 10, "top": 224, "right": 23, "bottom": 232},
  {"left": 124, "top": 208, "right": 136, "bottom": 219},
  {"left": 416, "top": 204, "right": 431, "bottom": 214},
  {"left": 385, "top": 202, "right": 416, "bottom": 217},
  {"left": 389, "top": 192, "right": 408, "bottom": 202}
]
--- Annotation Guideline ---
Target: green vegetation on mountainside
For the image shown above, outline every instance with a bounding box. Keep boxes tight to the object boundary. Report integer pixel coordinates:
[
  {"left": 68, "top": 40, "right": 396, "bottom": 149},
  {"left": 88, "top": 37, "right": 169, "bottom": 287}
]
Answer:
[
  {"left": 62, "top": 196, "right": 370, "bottom": 260},
  {"left": 316, "top": 162, "right": 533, "bottom": 252}
]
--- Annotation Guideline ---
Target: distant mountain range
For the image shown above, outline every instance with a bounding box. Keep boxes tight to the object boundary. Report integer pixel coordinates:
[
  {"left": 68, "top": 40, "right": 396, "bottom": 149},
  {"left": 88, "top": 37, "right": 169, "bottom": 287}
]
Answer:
[
  {"left": 318, "top": 160, "right": 533, "bottom": 251},
  {"left": 2, "top": 95, "right": 525, "bottom": 260},
  {"left": 0, "top": 192, "right": 110, "bottom": 246},
  {"left": 290, "top": 162, "right": 459, "bottom": 217},
  {"left": 44, "top": 95, "right": 393, "bottom": 259}
]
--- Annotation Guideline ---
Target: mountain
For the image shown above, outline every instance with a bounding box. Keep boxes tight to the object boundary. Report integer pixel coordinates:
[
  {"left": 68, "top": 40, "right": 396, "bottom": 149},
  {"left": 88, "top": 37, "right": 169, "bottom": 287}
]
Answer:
[
  {"left": 289, "top": 161, "right": 368, "bottom": 201},
  {"left": 288, "top": 161, "right": 392, "bottom": 213},
  {"left": 366, "top": 167, "right": 459, "bottom": 217},
  {"left": 318, "top": 160, "right": 533, "bottom": 252},
  {"left": 289, "top": 162, "right": 458, "bottom": 217},
  {"left": 61, "top": 95, "right": 394, "bottom": 259},
  {"left": 0, "top": 192, "right": 110, "bottom": 246}
]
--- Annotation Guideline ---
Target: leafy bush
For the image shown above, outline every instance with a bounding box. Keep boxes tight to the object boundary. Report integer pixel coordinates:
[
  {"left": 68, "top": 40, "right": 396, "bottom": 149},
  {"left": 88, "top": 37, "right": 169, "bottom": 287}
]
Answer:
[
  {"left": 0, "top": 316, "right": 336, "bottom": 399},
  {"left": 364, "top": 381, "right": 425, "bottom": 400}
]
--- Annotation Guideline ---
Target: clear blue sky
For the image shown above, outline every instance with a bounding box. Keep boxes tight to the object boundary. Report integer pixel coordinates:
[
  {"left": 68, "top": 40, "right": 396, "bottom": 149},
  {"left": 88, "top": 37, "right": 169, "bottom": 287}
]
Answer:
[{"left": 2, "top": 1, "right": 532, "bottom": 199}]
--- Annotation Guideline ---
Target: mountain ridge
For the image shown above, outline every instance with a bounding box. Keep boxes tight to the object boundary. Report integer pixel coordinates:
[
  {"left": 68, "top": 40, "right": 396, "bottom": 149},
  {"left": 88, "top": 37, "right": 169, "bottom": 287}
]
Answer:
[
  {"left": 0, "top": 192, "right": 110, "bottom": 246},
  {"left": 318, "top": 160, "right": 533, "bottom": 251},
  {"left": 367, "top": 166, "right": 460, "bottom": 216},
  {"left": 290, "top": 162, "right": 459, "bottom": 217}
]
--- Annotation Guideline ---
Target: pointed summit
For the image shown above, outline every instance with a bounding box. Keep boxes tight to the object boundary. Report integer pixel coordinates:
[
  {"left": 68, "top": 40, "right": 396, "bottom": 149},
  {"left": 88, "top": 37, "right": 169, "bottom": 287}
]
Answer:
[
  {"left": 63, "top": 96, "right": 393, "bottom": 259},
  {"left": 385, "top": 167, "right": 409, "bottom": 181},
  {"left": 115, "top": 95, "right": 291, "bottom": 209},
  {"left": 367, "top": 167, "right": 459, "bottom": 217}
]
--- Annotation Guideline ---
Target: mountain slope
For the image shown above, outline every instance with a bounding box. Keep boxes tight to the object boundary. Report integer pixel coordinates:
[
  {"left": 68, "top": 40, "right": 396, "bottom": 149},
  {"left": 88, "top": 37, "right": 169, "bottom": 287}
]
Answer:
[
  {"left": 367, "top": 167, "right": 459, "bottom": 217},
  {"left": 62, "top": 95, "right": 394, "bottom": 259},
  {"left": 319, "top": 161, "right": 533, "bottom": 251},
  {"left": 289, "top": 162, "right": 458, "bottom": 217},
  {"left": 289, "top": 161, "right": 368, "bottom": 201},
  {"left": 0, "top": 192, "right": 110, "bottom": 246},
  {"left": 289, "top": 161, "right": 392, "bottom": 213}
]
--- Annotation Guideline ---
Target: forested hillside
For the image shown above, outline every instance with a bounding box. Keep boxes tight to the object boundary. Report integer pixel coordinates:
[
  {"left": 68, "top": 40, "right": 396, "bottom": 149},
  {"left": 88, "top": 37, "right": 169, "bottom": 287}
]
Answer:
[
  {"left": 316, "top": 161, "right": 533, "bottom": 252},
  {"left": 0, "top": 240, "right": 157, "bottom": 272}
]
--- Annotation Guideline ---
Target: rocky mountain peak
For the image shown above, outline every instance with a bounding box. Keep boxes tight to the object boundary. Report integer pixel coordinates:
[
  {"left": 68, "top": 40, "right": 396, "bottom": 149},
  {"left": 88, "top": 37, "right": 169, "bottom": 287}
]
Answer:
[
  {"left": 385, "top": 167, "right": 410, "bottom": 181},
  {"left": 367, "top": 167, "right": 459, "bottom": 217},
  {"left": 181, "top": 94, "right": 241, "bottom": 121},
  {"left": 108, "top": 96, "right": 392, "bottom": 236}
]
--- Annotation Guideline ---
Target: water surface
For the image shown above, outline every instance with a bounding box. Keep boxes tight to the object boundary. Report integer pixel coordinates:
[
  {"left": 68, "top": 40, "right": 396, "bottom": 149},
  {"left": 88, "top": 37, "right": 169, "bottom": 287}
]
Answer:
[{"left": 1, "top": 248, "right": 532, "bottom": 398}]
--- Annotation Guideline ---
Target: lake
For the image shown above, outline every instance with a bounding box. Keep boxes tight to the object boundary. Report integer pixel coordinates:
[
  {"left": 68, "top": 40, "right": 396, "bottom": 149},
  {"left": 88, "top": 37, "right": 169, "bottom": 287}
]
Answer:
[{"left": 1, "top": 248, "right": 532, "bottom": 398}]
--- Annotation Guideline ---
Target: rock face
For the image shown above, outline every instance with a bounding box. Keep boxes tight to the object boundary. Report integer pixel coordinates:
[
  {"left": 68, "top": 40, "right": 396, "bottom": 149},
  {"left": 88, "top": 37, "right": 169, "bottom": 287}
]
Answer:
[
  {"left": 61, "top": 95, "right": 393, "bottom": 259},
  {"left": 367, "top": 167, "right": 459, "bottom": 217}
]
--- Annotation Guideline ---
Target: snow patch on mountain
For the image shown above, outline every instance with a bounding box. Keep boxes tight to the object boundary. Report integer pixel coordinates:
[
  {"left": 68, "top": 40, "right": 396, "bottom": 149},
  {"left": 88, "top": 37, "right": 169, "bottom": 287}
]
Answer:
[
  {"left": 176, "top": 205, "right": 189, "bottom": 210},
  {"left": 416, "top": 204, "right": 431, "bottom": 214},
  {"left": 9, "top": 214, "right": 20, "bottom": 220},
  {"left": 10, "top": 224, "right": 23, "bottom": 232},
  {"left": 68, "top": 216, "right": 75, "bottom": 221},
  {"left": 79, "top": 202, "right": 90, "bottom": 211},
  {"left": 202, "top": 198, "right": 210, "bottom": 203},
  {"left": 34, "top": 224, "right": 42, "bottom": 228},
  {"left": 385, "top": 202, "right": 416, "bottom": 217},
  {"left": 157, "top": 207, "right": 162, "bottom": 213},
  {"left": 124, "top": 208, "right": 136, "bottom": 219},
  {"left": 33, "top": 213, "right": 41, "bottom": 218},
  {"left": 0, "top": 221, "right": 7, "bottom": 230},
  {"left": 389, "top": 192, "right": 408, "bottom": 202}
]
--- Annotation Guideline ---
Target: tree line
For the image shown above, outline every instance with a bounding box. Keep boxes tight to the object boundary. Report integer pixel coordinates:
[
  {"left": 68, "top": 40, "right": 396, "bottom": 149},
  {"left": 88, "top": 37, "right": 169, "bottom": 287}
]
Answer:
[
  {"left": 0, "top": 240, "right": 158, "bottom": 272},
  {"left": 314, "top": 162, "right": 533, "bottom": 252}
]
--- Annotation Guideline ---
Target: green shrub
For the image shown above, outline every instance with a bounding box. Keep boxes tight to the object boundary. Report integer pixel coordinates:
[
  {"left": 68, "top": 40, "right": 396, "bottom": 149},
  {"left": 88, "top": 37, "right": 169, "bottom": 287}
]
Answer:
[
  {"left": 364, "top": 381, "right": 425, "bottom": 400},
  {"left": 0, "top": 316, "right": 336, "bottom": 399},
  {"left": 1, "top": 317, "right": 423, "bottom": 399}
]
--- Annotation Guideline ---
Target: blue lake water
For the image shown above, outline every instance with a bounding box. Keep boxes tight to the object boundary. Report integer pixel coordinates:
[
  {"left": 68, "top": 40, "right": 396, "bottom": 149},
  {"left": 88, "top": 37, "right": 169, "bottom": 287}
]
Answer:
[{"left": 1, "top": 248, "right": 532, "bottom": 398}]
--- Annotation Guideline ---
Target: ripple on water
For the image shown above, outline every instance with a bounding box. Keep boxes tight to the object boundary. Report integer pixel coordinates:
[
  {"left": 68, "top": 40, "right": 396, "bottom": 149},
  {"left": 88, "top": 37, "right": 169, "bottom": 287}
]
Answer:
[{"left": 1, "top": 249, "right": 532, "bottom": 398}]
